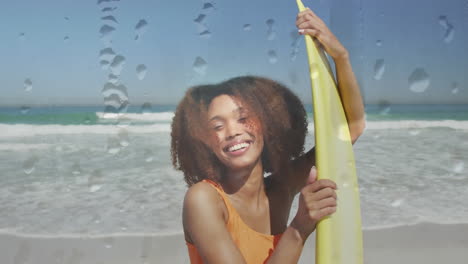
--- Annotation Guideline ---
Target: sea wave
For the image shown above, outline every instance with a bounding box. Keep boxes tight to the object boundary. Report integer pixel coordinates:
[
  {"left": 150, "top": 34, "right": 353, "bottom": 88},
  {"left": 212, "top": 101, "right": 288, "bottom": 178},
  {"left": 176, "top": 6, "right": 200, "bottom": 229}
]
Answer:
[
  {"left": 96, "top": 112, "right": 174, "bottom": 122},
  {"left": 2, "top": 120, "right": 468, "bottom": 138}
]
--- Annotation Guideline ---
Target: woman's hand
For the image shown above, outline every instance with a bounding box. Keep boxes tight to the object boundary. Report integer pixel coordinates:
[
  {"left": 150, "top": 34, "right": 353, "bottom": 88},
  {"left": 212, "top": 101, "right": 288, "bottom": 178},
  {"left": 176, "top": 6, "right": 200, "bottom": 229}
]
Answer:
[
  {"left": 291, "top": 166, "right": 337, "bottom": 241},
  {"left": 296, "top": 8, "right": 348, "bottom": 61}
]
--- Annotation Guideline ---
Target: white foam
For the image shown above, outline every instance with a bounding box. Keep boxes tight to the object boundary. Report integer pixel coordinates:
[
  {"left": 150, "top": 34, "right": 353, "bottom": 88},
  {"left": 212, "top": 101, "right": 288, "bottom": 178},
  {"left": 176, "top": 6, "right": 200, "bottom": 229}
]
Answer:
[
  {"left": 307, "top": 120, "right": 468, "bottom": 131},
  {"left": 96, "top": 112, "right": 174, "bottom": 122},
  {"left": 0, "top": 124, "right": 171, "bottom": 138},
  {"left": 0, "top": 143, "right": 51, "bottom": 151},
  {"left": 1, "top": 120, "right": 467, "bottom": 138}
]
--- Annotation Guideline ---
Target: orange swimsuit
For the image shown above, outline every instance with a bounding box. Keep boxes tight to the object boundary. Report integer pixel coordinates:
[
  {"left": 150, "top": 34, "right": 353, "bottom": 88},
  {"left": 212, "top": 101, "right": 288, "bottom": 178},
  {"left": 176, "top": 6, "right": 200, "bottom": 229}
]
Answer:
[{"left": 186, "top": 179, "right": 283, "bottom": 264}]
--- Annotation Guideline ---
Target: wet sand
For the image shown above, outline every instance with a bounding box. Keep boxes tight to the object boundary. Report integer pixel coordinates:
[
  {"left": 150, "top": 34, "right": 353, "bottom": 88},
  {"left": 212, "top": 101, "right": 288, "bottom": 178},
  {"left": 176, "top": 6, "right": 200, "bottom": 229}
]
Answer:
[{"left": 1, "top": 223, "right": 467, "bottom": 264}]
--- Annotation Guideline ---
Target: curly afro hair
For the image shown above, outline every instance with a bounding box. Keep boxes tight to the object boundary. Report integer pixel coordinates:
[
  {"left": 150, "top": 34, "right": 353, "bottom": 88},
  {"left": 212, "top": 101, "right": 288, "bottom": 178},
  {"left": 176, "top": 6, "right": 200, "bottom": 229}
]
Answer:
[{"left": 171, "top": 76, "right": 308, "bottom": 186}]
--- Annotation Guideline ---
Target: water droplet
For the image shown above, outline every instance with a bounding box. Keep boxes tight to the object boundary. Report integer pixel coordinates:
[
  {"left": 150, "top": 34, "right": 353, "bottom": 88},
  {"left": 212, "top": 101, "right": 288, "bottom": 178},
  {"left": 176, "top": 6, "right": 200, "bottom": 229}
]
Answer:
[
  {"left": 310, "top": 63, "right": 319, "bottom": 79},
  {"left": 97, "top": 0, "right": 120, "bottom": 5},
  {"left": 101, "top": 7, "right": 117, "bottom": 13},
  {"left": 88, "top": 169, "right": 104, "bottom": 192},
  {"left": 243, "top": 24, "right": 252, "bottom": 31},
  {"left": 266, "top": 19, "right": 276, "bottom": 40},
  {"left": 289, "top": 70, "right": 298, "bottom": 84},
  {"left": 99, "top": 48, "right": 116, "bottom": 62},
  {"left": 19, "top": 32, "right": 26, "bottom": 40},
  {"left": 100, "top": 60, "right": 110, "bottom": 70},
  {"left": 136, "top": 64, "right": 147, "bottom": 80},
  {"left": 377, "top": 100, "right": 391, "bottom": 115},
  {"left": 444, "top": 27, "right": 455, "bottom": 43},
  {"left": 438, "top": 15, "right": 449, "bottom": 28},
  {"left": 108, "top": 74, "right": 119, "bottom": 84},
  {"left": 23, "top": 156, "right": 38, "bottom": 175},
  {"left": 376, "top": 40, "right": 383, "bottom": 47},
  {"left": 194, "top": 14, "right": 206, "bottom": 24},
  {"left": 438, "top": 15, "right": 455, "bottom": 43},
  {"left": 193, "top": 57, "right": 207, "bottom": 75},
  {"left": 24, "top": 78, "right": 33, "bottom": 92},
  {"left": 110, "top": 55, "right": 126, "bottom": 76},
  {"left": 202, "top": 2, "right": 216, "bottom": 13},
  {"left": 408, "top": 68, "right": 430, "bottom": 93},
  {"left": 102, "top": 83, "right": 129, "bottom": 111},
  {"left": 71, "top": 162, "right": 82, "bottom": 175},
  {"left": 451, "top": 82, "right": 459, "bottom": 94},
  {"left": 64, "top": 16, "right": 70, "bottom": 21},
  {"left": 101, "top": 15, "right": 118, "bottom": 24},
  {"left": 103, "top": 237, "right": 114, "bottom": 249},
  {"left": 373, "top": 59, "right": 385, "bottom": 80},
  {"left": 20, "top": 106, "right": 30, "bottom": 114},
  {"left": 135, "top": 19, "right": 148, "bottom": 40},
  {"left": 144, "top": 149, "right": 154, "bottom": 162},
  {"left": 63, "top": 36, "right": 70, "bottom": 42},
  {"left": 453, "top": 161, "right": 464, "bottom": 173},
  {"left": 141, "top": 102, "right": 152, "bottom": 114},
  {"left": 118, "top": 129, "right": 130, "bottom": 147},
  {"left": 99, "top": 25, "right": 115, "bottom": 38},
  {"left": 199, "top": 30, "right": 211, "bottom": 38},
  {"left": 391, "top": 199, "right": 404, "bottom": 207},
  {"left": 267, "top": 50, "right": 277, "bottom": 64}
]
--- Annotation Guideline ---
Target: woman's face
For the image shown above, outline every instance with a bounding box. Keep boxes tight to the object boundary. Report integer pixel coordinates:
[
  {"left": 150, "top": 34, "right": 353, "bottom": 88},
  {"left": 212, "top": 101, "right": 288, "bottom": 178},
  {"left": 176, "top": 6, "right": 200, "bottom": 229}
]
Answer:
[{"left": 206, "top": 95, "right": 264, "bottom": 171}]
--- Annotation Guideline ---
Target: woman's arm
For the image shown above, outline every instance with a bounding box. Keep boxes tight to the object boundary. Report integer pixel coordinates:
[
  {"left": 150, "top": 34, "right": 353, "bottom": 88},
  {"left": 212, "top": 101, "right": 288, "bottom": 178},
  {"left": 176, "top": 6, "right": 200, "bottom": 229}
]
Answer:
[
  {"left": 296, "top": 7, "right": 366, "bottom": 143},
  {"left": 287, "top": 8, "right": 366, "bottom": 195},
  {"left": 267, "top": 168, "right": 337, "bottom": 263}
]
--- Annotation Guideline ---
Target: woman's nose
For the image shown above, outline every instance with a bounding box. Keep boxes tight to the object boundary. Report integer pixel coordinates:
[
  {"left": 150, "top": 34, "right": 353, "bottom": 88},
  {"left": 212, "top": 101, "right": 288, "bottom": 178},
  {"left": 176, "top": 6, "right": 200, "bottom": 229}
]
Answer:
[{"left": 225, "top": 121, "right": 242, "bottom": 139}]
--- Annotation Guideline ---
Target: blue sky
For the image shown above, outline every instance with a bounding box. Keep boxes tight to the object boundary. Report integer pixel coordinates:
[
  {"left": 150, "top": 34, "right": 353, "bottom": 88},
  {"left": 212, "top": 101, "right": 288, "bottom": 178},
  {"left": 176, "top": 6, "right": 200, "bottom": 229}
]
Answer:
[{"left": 0, "top": 0, "right": 467, "bottom": 106}]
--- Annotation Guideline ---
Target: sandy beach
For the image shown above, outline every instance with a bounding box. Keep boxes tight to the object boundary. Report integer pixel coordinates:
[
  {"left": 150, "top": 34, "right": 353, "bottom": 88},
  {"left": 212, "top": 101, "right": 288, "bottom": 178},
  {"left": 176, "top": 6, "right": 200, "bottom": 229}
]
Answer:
[{"left": 1, "top": 222, "right": 467, "bottom": 264}]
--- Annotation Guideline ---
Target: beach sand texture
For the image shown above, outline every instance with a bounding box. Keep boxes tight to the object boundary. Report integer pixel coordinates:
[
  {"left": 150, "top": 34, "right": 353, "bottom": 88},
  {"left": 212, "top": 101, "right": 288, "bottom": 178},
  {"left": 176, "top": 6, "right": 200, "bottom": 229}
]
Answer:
[{"left": 1, "top": 223, "right": 467, "bottom": 264}]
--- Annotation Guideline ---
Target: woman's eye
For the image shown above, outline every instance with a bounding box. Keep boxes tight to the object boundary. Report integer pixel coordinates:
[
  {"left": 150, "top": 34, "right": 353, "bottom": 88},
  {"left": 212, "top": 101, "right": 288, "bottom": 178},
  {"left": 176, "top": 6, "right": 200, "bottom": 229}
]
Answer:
[
  {"left": 213, "top": 125, "right": 223, "bottom": 131},
  {"left": 238, "top": 117, "right": 248, "bottom": 123}
]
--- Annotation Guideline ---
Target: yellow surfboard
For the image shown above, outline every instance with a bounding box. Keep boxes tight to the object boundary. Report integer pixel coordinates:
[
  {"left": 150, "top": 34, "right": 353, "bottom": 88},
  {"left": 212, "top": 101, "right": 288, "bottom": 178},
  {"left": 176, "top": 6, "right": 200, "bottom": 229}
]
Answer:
[{"left": 295, "top": 1, "right": 364, "bottom": 264}]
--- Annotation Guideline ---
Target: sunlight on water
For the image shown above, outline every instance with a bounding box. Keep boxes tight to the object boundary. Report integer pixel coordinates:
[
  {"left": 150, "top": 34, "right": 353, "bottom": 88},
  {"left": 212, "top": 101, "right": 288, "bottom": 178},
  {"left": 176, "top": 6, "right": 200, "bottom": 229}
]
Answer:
[
  {"left": 453, "top": 161, "right": 464, "bottom": 174},
  {"left": 391, "top": 199, "right": 404, "bottom": 207},
  {"left": 373, "top": 59, "right": 385, "bottom": 80},
  {"left": 408, "top": 68, "right": 430, "bottom": 93}
]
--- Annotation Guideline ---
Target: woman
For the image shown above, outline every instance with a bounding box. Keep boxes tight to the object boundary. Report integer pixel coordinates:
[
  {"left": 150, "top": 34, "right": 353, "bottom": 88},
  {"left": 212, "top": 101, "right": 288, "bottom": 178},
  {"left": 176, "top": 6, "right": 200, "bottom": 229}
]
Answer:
[{"left": 171, "top": 8, "right": 365, "bottom": 264}]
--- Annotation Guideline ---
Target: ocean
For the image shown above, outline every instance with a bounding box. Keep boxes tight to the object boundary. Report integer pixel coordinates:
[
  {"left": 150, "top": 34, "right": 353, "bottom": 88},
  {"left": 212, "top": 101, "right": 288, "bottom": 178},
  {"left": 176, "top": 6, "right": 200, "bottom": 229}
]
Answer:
[{"left": 0, "top": 104, "right": 467, "bottom": 235}]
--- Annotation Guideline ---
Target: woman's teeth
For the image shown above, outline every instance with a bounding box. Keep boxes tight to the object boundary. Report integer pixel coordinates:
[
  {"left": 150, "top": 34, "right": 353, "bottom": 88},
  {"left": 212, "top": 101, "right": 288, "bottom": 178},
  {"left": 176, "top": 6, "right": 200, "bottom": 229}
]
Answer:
[{"left": 227, "top": 142, "right": 249, "bottom": 152}]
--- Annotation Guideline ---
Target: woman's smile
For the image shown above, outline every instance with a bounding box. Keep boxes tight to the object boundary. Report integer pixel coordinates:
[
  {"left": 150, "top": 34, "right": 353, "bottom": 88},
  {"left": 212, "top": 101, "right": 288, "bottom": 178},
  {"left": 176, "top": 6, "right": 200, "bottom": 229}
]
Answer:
[{"left": 207, "top": 95, "right": 264, "bottom": 169}]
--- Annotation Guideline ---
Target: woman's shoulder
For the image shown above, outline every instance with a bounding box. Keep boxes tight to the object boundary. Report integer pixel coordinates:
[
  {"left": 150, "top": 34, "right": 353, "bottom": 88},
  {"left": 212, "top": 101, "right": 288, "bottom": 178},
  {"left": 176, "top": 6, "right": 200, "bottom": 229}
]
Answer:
[{"left": 183, "top": 180, "right": 229, "bottom": 243}]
